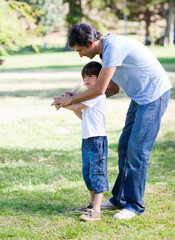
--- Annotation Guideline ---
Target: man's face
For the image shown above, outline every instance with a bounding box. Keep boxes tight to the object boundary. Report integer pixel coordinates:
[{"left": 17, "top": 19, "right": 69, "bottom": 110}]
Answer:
[{"left": 73, "top": 43, "right": 97, "bottom": 59}]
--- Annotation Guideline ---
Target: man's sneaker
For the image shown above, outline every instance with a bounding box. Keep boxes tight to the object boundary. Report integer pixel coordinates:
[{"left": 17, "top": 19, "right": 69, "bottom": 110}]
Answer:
[
  {"left": 77, "top": 203, "right": 93, "bottom": 212},
  {"left": 101, "top": 200, "right": 118, "bottom": 210},
  {"left": 80, "top": 209, "right": 101, "bottom": 222},
  {"left": 113, "top": 209, "right": 136, "bottom": 220}
]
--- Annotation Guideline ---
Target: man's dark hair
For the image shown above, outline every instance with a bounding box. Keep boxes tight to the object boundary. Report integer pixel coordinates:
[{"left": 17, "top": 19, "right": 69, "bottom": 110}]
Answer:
[
  {"left": 81, "top": 61, "right": 102, "bottom": 78},
  {"left": 69, "top": 23, "right": 102, "bottom": 48}
]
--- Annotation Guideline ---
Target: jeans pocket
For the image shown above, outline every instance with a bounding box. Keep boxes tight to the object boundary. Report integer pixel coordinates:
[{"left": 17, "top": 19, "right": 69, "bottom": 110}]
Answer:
[
  {"left": 160, "top": 96, "right": 169, "bottom": 117},
  {"left": 91, "top": 157, "right": 105, "bottom": 174},
  {"left": 134, "top": 102, "right": 155, "bottom": 142}
]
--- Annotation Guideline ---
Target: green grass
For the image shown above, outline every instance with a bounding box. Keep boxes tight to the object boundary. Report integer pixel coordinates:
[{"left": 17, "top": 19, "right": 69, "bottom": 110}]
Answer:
[{"left": 0, "top": 46, "right": 175, "bottom": 239}]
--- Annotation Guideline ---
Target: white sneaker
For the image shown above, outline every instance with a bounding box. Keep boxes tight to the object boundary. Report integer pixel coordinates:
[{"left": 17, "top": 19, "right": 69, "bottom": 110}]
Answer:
[
  {"left": 101, "top": 200, "right": 118, "bottom": 210},
  {"left": 113, "top": 209, "right": 136, "bottom": 220}
]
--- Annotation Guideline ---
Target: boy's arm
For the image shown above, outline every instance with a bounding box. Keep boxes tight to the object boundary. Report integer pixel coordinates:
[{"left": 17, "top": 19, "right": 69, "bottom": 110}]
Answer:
[
  {"left": 73, "top": 110, "right": 82, "bottom": 120},
  {"left": 64, "top": 102, "right": 86, "bottom": 111},
  {"left": 64, "top": 102, "right": 86, "bottom": 120},
  {"left": 105, "top": 80, "right": 120, "bottom": 98}
]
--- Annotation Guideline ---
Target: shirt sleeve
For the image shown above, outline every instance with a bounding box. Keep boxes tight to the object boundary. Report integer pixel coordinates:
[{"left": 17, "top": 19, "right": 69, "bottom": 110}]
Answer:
[
  {"left": 102, "top": 41, "right": 129, "bottom": 68},
  {"left": 81, "top": 95, "right": 103, "bottom": 108}
]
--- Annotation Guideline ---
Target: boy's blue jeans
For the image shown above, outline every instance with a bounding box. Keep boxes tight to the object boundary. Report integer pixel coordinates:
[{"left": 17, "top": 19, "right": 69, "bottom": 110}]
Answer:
[
  {"left": 110, "top": 90, "right": 170, "bottom": 214},
  {"left": 82, "top": 136, "right": 109, "bottom": 194}
]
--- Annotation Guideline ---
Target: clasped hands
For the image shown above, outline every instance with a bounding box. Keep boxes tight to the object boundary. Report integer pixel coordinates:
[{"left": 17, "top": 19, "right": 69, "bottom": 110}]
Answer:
[{"left": 51, "top": 91, "right": 76, "bottom": 110}]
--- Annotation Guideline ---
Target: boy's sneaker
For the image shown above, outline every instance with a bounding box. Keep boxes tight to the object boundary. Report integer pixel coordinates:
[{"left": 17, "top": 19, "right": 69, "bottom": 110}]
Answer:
[
  {"left": 101, "top": 200, "right": 118, "bottom": 210},
  {"left": 80, "top": 209, "right": 101, "bottom": 222},
  {"left": 77, "top": 203, "right": 93, "bottom": 212},
  {"left": 113, "top": 209, "right": 136, "bottom": 220}
]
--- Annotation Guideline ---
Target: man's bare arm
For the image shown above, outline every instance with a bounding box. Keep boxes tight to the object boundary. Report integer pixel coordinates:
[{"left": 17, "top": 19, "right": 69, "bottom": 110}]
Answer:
[{"left": 51, "top": 66, "right": 117, "bottom": 109}]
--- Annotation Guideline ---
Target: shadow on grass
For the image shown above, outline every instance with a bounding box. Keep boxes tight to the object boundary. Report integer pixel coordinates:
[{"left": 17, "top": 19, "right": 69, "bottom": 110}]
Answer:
[
  {"left": 0, "top": 88, "right": 128, "bottom": 100},
  {"left": 1, "top": 46, "right": 67, "bottom": 56},
  {"left": 0, "top": 88, "right": 68, "bottom": 99},
  {"left": 1, "top": 88, "right": 174, "bottom": 100},
  {"left": 1, "top": 63, "right": 175, "bottom": 73},
  {"left": 158, "top": 58, "right": 175, "bottom": 65},
  {"left": 0, "top": 65, "right": 84, "bottom": 72}
]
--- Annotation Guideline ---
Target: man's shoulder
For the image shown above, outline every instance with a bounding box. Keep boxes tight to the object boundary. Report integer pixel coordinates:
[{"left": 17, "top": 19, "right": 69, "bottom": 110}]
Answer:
[{"left": 104, "top": 34, "right": 142, "bottom": 47}]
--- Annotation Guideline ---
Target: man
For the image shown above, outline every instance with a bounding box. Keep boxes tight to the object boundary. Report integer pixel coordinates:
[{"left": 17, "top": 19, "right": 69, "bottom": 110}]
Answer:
[{"left": 52, "top": 23, "right": 172, "bottom": 220}]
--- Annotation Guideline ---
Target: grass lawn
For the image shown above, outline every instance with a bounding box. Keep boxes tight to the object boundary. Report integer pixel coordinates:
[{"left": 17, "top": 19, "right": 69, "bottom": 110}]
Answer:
[{"left": 0, "top": 45, "right": 175, "bottom": 239}]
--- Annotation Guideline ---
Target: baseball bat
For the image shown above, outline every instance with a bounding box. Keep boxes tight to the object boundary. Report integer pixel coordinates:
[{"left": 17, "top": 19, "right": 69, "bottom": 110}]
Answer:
[
  {"left": 55, "top": 80, "right": 83, "bottom": 108},
  {"left": 70, "top": 80, "right": 84, "bottom": 93}
]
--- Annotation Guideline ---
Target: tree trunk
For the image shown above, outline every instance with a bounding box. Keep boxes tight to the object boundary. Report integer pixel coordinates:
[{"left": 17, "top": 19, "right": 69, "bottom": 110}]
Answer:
[
  {"left": 164, "top": 0, "right": 174, "bottom": 46},
  {"left": 144, "top": 8, "right": 151, "bottom": 45},
  {"left": 64, "top": 0, "right": 82, "bottom": 51},
  {"left": 64, "top": 26, "right": 74, "bottom": 51}
]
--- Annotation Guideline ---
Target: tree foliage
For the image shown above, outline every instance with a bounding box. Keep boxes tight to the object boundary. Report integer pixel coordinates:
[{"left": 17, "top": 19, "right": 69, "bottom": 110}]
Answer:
[
  {"left": 84, "top": 0, "right": 118, "bottom": 32},
  {"left": 63, "top": 0, "right": 82, "bottom": 29},
  {"left": 63, "top": 0, "right": 118, "bottom": 50},
  {"left": 18, "top": 0, "right": 63, "bottom": 35},
  {"left": 0, "top": 0, "right": 39, "bottom": 55}
]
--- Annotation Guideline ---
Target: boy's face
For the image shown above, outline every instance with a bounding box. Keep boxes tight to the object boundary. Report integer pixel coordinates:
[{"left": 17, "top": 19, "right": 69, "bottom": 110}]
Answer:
[
  {"left": 83, "top": 75, "right": 98, "bottom": 88},
  {"left": 73, "top": 43, "right": 97, "bottom": 59}
]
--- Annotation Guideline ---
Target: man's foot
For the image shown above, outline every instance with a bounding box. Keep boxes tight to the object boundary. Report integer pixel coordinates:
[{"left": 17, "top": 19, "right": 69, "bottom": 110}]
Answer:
[
  {"left": 101, "top": 200, "right": 119, "bottom": 210},
  {"left": 80, "top": 209, "right": 101, "bottom": 222},
  {"left": 113, "top": 209, "right": 136, "bottom": 220},
  {"left": 77, "top": 203, "right": 93, "bottom": 212}
]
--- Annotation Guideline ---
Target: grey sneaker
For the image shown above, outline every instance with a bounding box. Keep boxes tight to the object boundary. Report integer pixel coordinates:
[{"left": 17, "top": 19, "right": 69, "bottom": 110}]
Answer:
[
  {"left": 80, "top": 209, "right": 101, "bottom": 222},
  {"left": 113, "top": 209, "right": 136, "bottom": 220},
  {"left": 77, "top": 203, "right": 93, "bottom": 212},
  {"left": 101, "top": 200, "right": 118, "bottom": 210}
]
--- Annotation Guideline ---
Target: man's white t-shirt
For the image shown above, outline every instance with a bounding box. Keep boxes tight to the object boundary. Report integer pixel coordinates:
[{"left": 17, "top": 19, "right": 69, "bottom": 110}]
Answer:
[
  {"left": 81, "top": 94, "right": 106, "bottom": 139},
  {"left": 102, "top": 34, "right": 172, "bottom": 105}
]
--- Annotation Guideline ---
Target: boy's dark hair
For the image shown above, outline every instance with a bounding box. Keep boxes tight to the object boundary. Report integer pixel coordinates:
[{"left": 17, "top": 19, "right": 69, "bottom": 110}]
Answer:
[
  {"left": 81, "top": 61, "right": 102, "bottom": 78},
  {"left": 69, "top": 23, "right": 102, "bottom": 48}
]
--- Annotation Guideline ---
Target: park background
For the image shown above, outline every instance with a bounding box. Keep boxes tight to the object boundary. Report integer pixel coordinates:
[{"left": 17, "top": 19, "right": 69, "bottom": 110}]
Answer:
[{"left": 0, "top": 0, "right": 175, "bottom": 239}]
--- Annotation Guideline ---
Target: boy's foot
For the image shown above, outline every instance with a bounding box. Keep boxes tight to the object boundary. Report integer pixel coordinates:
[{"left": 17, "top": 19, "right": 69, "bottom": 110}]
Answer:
[
  {"left": 113, "top": 209, "right": 136, "bottom": 220},
  {"left": 80, "top": 209, "right": 101, "bottom": 222},
  {"left": 101, "top": 200, "right": 118, "bottom": 210},
  {"left": 77, "top": 203, "right": 93, "bottom": 212}
]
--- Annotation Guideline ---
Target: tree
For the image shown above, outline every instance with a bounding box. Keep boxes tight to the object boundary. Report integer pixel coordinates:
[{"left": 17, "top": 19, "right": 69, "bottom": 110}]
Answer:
[
  {"left": 126, "top": 0, "right": 175, "bottom": 46},
  {"left": 85, "top": 0, "right": 117, "bottom": 31},
  {"left": 63, "top": 0, "right": 83, "bottom": 50},
  {"left": 17, "top": 0, "right": 63, "bottom": 35},
  {"left": 63, "top": 0, "right": 118, "bottom": 50},
  {"left": 162, "top": 0, "right": 175, "bottom": 46},
  {"left": 0, "top": 0, "right": 39, "bottom": 55},
  {"left": 107, "top": 0, "right": 167, "bottom": 44},
  {"left": 122, "top": 0, "right": 166, "bottom": 43}
]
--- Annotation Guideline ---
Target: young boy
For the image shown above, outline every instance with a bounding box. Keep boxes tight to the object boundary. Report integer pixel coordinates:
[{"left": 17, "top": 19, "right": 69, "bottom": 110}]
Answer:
[{"left": 64, "top": 61, "right": 109, "bottom": 222}]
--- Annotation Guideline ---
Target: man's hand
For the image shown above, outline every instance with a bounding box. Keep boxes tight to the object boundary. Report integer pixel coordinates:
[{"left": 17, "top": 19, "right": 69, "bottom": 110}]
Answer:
[{"left": 51, "top": 94, "right": 73, "bottom": 110}]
